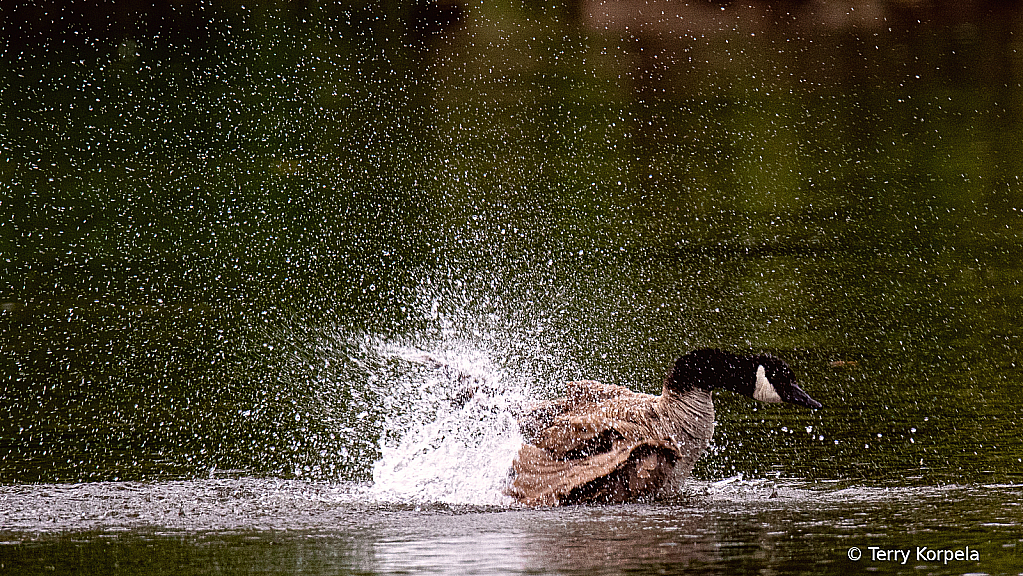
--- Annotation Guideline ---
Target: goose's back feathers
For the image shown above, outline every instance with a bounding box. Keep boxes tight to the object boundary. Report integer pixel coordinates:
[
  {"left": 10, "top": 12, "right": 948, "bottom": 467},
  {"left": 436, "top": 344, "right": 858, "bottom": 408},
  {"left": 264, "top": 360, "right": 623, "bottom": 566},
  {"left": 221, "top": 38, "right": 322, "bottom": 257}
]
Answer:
[{"left": 509, "top": 380, "right": 715, "bottom": 506}]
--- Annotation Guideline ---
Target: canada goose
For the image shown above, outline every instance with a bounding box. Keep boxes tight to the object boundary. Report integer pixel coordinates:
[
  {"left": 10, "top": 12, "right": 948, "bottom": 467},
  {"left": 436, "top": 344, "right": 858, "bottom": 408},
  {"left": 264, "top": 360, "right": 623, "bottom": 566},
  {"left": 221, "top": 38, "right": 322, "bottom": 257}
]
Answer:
[{"left": 507, "top": 348, "right": 821, "bottom": 506}]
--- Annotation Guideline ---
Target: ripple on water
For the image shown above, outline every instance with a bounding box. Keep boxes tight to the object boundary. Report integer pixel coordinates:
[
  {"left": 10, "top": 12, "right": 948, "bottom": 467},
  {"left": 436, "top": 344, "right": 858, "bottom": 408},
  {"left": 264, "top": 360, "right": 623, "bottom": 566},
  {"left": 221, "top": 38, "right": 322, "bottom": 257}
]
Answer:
[
  {"left": 1, "top": 479, "right": 1020, "bottom": 575},
  {"left": 0, "top": 477, "right": 1019, "bottom": 535}
]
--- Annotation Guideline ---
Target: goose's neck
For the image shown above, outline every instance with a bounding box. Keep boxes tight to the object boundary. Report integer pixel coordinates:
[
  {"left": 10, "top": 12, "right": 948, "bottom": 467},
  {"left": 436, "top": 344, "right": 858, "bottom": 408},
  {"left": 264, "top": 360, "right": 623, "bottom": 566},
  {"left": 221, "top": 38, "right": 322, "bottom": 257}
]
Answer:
[{"left": 656, "top": 386, "right": 716, "bottom": 441}]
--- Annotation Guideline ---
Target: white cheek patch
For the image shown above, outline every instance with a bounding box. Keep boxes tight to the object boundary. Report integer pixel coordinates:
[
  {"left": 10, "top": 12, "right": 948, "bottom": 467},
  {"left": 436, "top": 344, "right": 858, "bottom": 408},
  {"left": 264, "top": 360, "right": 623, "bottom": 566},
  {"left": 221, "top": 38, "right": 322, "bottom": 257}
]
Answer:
[{"left": 754, "top": 365, "right": 782, "bottom": 403}]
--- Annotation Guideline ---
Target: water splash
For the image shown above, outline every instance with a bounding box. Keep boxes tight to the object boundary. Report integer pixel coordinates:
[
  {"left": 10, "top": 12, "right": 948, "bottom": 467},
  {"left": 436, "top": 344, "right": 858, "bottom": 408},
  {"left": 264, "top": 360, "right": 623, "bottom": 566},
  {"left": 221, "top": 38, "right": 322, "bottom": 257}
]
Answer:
[{"left": 367, "top": 340, "right": 533, "bottom": 506}]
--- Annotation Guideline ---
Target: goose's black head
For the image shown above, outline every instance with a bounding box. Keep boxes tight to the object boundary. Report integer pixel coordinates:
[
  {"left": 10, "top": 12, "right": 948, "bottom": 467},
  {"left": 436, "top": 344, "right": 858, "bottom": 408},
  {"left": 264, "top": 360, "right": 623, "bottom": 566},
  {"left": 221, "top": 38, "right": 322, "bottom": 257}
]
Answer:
[
  {"left": 665, "top": 348, "right": 822, "bottom": 409},
  {"left": 750, "top": 353, "right": 822, "bottom": 408}
]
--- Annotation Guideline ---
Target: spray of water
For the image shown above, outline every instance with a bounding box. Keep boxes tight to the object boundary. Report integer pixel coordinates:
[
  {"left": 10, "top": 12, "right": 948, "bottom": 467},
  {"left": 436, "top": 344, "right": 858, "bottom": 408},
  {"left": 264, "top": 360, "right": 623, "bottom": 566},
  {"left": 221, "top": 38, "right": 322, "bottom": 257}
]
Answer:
[
  {"left": 367, "top": 341, "right": 532, "bottom": 505},
  {"left": 349, "top": 277, "right": 577, "bottom": 505}
]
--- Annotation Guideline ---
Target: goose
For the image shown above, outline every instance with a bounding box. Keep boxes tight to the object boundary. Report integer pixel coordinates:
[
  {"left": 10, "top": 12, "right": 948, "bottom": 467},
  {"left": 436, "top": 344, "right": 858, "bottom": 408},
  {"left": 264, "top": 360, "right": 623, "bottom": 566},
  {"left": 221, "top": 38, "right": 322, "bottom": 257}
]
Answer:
[{"left": 507, "top": 348, "right": 821, "bottom": 506}]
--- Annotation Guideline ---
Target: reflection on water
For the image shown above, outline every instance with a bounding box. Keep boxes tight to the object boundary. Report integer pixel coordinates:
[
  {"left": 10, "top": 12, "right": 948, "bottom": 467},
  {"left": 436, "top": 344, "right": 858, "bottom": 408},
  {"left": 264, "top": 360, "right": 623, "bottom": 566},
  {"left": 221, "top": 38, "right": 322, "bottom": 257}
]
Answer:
[{"left": 1, "top": 478, "right": 1021, "bottom": 575}]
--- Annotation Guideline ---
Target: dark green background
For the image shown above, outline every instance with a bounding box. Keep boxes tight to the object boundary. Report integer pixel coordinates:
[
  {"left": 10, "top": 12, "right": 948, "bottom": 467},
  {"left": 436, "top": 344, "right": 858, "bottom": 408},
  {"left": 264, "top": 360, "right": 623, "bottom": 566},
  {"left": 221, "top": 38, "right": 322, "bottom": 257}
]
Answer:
[{"left": 2, "top": 0, "right": 1021, "bottom": 487}]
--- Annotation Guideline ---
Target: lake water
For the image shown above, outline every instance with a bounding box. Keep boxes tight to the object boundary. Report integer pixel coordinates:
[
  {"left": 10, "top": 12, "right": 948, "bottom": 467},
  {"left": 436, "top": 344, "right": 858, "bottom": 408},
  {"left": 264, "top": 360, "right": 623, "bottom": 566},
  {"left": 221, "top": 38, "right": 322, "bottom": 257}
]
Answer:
[
  {"left": 2, "top": 1, "right": 1022, "bottom": 574},
  {"left": 2, "top": 479, "right": 1021, "bottom": 575}
]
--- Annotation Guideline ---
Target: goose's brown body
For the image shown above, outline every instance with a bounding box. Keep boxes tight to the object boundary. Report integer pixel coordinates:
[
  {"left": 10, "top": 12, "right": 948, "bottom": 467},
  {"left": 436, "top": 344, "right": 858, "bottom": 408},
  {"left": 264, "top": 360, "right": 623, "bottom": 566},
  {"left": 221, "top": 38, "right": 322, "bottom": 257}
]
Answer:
[{"left": 508, "top": 380, "right": 717, "bottom": 506}]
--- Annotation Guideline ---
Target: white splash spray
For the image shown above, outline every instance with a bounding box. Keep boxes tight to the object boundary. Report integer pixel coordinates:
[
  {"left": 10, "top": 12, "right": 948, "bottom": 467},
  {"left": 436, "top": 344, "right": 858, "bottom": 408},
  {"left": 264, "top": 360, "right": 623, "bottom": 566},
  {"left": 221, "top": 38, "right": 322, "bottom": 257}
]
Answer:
[{"left": 367, "top": 341, "right": 534, "bottom": 506}]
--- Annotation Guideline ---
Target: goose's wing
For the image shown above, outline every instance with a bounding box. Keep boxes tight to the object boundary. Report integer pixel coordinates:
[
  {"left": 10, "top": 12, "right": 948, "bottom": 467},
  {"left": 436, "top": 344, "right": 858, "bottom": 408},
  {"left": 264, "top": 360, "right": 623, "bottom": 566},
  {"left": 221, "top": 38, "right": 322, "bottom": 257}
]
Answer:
[
  {"left": 517, "top": 380, "right": 635, "bottom": 441},
  {"left": 565, "top": 380, "right": 636, "bottom": 403},
  {"left": 531, "top": 412, "right": 639, "bottom": 459},
  {"left": 509, "top": 394, "right": 677, "bottom": 506},
  {"left": 509, "top": 417, "right": 643, "bottom": 505}
]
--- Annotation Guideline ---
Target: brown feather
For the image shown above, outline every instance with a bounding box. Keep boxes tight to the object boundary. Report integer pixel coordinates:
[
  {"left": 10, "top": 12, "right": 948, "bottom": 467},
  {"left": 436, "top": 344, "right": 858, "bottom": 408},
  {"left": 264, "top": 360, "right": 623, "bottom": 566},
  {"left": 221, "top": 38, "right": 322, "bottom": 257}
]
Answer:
[{"left": 508, "top": 380, "right": 716, "bottom": 506}]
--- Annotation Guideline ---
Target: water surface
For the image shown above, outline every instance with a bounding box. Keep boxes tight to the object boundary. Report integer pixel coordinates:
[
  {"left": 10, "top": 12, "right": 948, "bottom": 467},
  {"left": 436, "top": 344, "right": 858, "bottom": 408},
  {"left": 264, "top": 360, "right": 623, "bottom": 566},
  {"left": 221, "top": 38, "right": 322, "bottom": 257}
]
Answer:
[{"left": 2, "top": 478, "right": 1021, "bottom": 575}]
